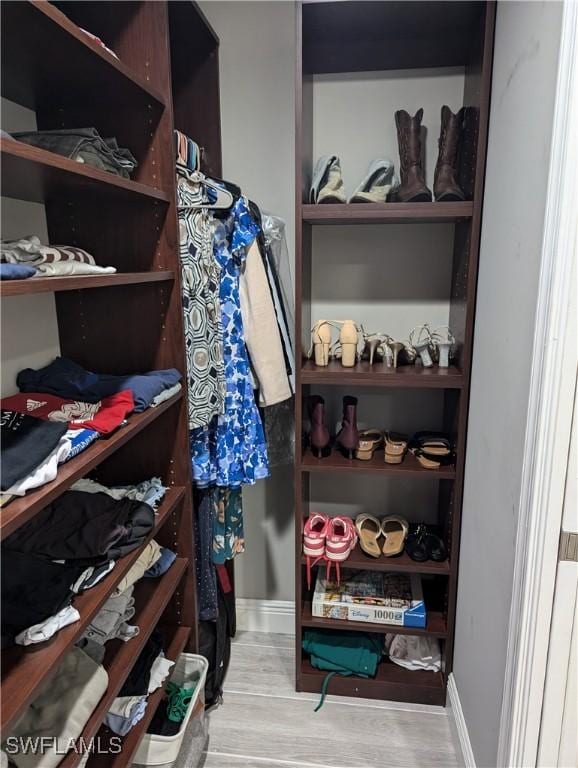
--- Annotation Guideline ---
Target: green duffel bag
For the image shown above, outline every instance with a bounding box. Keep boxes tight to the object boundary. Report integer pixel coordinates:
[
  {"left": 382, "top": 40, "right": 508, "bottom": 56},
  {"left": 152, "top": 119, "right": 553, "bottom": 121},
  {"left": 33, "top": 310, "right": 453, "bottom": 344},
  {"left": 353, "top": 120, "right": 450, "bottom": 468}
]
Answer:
[{"left": 302, "top": 629, "right": 384, "bottom": 710}]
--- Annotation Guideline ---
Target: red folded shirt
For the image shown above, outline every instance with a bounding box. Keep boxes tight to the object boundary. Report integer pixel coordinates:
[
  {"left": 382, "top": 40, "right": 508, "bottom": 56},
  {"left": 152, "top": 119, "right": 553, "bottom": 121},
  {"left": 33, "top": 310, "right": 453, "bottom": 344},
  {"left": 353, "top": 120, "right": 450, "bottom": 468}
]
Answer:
[{"left": 1, "top": 390, "right": 134, "bottom": 435}]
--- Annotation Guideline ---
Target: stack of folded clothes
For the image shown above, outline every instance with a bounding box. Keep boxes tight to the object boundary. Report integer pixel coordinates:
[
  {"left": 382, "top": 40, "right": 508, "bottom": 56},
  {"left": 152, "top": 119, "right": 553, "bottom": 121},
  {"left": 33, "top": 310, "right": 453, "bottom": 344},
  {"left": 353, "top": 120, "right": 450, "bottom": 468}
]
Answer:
[
  {"left": 1, "top": 478, "right": 168, "bottom": 648},
  {"left": 1, "top": 235, "right": 116, "bottom": 278},
  {"left": 0, "top": 358, "right": 182, "bottom": 505},
  {"left": 9, "top": 127, "right": 138, "bottom": 178}
]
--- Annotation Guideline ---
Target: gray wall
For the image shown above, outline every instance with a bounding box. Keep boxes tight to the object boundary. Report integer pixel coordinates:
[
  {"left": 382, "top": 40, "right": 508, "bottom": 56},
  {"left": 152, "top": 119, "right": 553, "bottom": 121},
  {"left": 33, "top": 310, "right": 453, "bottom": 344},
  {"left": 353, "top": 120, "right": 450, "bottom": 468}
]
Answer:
[
  {"left": 453, "top": 3, "right": 563, "bottom": 766},
  {"left": 200, "top": 1, "right": 296, "bottom": 602}
]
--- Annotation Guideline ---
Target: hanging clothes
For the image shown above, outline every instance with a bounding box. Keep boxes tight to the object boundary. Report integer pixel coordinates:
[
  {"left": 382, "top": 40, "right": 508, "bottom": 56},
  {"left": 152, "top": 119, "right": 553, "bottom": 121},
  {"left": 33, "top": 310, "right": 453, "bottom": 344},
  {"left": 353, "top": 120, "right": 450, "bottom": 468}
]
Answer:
[
  {"left": 177, "top": 173, "right": 226, "bottom": 429},
  {"left": 190, "top": 197, "right": 269, "bottom": 488}
]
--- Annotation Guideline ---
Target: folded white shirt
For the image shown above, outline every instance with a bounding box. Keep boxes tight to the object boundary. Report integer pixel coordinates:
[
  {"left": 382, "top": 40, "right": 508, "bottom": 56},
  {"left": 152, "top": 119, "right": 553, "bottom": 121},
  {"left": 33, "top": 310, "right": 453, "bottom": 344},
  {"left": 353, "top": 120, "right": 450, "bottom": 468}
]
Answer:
[
  {"left": 15, "top": 605, "right": 80, "bottom": 646},
  {"left": 3, "top": 435, "right": 71, "bottom": 496},
  {"left": 34, "top": 262, "right": 116, "bottom": 277}
]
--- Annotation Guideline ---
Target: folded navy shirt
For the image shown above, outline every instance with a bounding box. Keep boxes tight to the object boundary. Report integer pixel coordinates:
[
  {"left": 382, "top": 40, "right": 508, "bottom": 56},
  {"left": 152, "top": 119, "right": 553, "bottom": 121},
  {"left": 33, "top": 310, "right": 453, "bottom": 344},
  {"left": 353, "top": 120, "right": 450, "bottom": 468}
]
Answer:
[
  {"left": 1, "top": 410, "right": 68, "bottom": 491},
  {"left": 17, "top": 357, "right": 181, "bottom": 412}
]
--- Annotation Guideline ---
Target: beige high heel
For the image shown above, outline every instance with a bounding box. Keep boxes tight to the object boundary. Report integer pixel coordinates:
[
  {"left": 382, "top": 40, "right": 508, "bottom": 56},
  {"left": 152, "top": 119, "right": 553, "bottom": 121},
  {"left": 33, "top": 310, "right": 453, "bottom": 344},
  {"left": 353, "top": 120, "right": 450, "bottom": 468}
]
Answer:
[
  {"left": 337, "top": 320, "right": 358, "bottom": 368},
  {"left": 309, "top": 320, "right": 333, "bottom": 366},
  {"left": 389, "top": 341, "right": 405, "bottom": 369}
]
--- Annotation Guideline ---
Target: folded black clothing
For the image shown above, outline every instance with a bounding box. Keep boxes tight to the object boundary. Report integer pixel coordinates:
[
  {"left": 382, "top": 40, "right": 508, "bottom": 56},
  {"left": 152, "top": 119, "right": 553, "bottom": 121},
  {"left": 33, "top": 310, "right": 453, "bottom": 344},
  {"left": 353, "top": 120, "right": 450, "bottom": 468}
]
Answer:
[
  {"left": 17, "top": 356, "right": 181, "bottom": 413},
  {"left": 0, "top": 410, "right": 68, "bottom": 491},
  {"left": 147, "top": 699, "right": 181, "bottom": 737},
  {"left": 3, "top": 491, "right": 154, "bottom": 561},
  {"left": 1, "top": 549, "right": 86, "bottom": 646},
  {"left": 120, "top": 629, "right": 163, "bottom": 697}
]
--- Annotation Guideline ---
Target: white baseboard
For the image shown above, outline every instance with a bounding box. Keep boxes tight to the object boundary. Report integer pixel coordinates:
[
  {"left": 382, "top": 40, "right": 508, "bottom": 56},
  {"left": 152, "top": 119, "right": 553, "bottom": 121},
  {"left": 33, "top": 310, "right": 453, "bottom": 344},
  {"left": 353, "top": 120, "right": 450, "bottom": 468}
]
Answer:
[
  {"left": 236, "top": 598, "right": 295, "bottom": 635},
  {"left": 447, "top": 673, "right": 476, "bottom": 768}
]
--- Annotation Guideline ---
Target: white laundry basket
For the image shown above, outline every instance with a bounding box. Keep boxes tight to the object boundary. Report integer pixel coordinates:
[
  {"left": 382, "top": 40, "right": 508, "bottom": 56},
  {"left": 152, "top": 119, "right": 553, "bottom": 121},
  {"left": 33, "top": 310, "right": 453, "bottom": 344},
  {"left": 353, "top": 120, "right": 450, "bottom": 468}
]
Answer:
[{"left": 134, "top": 652, "right": 208, "bottom": 766}]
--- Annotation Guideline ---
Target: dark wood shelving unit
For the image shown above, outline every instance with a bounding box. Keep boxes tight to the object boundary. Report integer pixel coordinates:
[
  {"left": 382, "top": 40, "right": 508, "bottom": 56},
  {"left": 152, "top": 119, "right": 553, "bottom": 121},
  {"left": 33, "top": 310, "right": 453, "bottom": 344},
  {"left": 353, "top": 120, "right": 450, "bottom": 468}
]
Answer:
[
  {"left": 302, "top": 201, "right": 473, "bottom": 225},
  {"left": 301, "top": 359, "right": 464, "bottom": 388},
  {"left": 302, "top": 602, "right": 448, "bottom": 639},
  {"left": 300, "top": 449, "right": 456, "bottom": 478},
  {"left": 58, "top": 560, "right": 189, "bottom": 768},
  {"left": 0, "top": 139, "right": 170, "bottom": 204},
  {"left": 0, "top": 392, "right": 182, "bottom": 540},
  {"left": 294, "top": 1, "right": 496, "bottom": 705},
  {"left": 1, "top": 2, "right": 223, "bottom": 761},
  {"left": 1, "top": 489, "right": 185, "bottom": 733},
  {"left": 302, "top": 544, "right": 451, "bottom": 575},
  {"left": 0, "top": 270, "right": 175, "bottom": 297}
]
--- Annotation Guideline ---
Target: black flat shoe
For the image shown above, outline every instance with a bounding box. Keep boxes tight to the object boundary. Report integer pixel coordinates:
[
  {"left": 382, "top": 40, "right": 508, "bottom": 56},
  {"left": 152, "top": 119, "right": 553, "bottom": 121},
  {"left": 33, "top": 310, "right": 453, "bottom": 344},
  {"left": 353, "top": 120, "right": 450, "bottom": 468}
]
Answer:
[{"left": 406, "top": 524, "right": 448, "bottom": 563}]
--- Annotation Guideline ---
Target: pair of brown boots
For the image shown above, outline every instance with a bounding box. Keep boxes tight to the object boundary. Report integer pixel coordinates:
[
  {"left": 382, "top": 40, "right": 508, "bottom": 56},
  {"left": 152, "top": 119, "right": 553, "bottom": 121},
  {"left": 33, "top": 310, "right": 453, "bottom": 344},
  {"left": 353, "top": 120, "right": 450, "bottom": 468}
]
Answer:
[{"left": 394, "top": 106, "right": 466, "bottom": 203}]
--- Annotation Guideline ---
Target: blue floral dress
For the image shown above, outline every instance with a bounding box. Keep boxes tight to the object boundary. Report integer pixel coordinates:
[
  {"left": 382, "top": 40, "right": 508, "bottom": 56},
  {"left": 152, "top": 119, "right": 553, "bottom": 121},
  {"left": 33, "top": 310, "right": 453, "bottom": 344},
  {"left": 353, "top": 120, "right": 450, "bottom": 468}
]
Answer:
[{"left": 190, "top": 198, "right": 270, "bottom": 488}]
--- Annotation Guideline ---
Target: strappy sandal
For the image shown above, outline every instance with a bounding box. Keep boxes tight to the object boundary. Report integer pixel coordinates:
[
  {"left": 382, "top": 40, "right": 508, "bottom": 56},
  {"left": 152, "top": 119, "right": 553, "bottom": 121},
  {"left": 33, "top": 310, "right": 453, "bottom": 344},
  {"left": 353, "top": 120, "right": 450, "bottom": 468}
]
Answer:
[
  {"left": 355, "top": 513, "right": 382, "bottom": 558},
  {"left": 380, "top": 516, "right": 409, "bottom": 557},
  {"left": 384, "top": 432, "right": 408, "bottom": 464},
  {"left": 431, "top": 326, "right": 455, "bottom": 368},
  {"left": 406, "top": 524, "right": 448, "bottom": 562},
  {"left": 409, "top": 324, "right": 435, "bottom": 368},
  {"left": 355, "top": 429, "right": 383, "bottom": 461},
  {"left": 410, "top": 446, "right": 454, "bottom": 470}
]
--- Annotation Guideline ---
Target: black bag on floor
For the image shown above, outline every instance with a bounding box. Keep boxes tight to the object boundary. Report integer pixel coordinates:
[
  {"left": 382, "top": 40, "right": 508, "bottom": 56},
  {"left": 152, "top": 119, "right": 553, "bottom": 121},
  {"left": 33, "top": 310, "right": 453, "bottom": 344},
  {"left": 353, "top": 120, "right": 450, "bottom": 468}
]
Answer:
[{"left": 198, "top": 565, "right": 235, "bottom": 708}]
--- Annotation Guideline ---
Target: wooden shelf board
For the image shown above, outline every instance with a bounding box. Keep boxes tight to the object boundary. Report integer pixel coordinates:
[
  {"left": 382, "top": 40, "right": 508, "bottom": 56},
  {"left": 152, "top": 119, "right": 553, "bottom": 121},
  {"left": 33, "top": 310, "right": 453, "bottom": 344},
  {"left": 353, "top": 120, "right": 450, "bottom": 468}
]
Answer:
[
  {"left": 86, "top": 625, "right": 192, "bottom": 768},
  {"left": 0, "top": 140, "right": 170, "bottom": 205},
  {"left": 299, "top": 659, "right": 445, "bottom": 706},
  {"left": 302, "top": 544, "right": 450, "bottom": 576},
  {"left": 300, "top": 449, "right": 456, "bottom": 478},
  {"left": 1, "top": 0, "right": 166, "bottom": 111},
  {"left": 0, "top": 391, "right": 183, "bottom": 541},
  {"left": 0, "top": 493, "right": 186, "bottom": 733},
  {"left": 302, "top": 602, "right": 447, "bottom": 638},
  {"left": 0, "top": 271, "right": 175, "bottom": 297},
  {"left": 301, "top": 202, "right": 473, "bottom": 224},
  {"left": 301, "top": 359, "right": 464, "bottom": 388},
  {"left": 57, "top": 559, "right": 189, "bottom": 768}
]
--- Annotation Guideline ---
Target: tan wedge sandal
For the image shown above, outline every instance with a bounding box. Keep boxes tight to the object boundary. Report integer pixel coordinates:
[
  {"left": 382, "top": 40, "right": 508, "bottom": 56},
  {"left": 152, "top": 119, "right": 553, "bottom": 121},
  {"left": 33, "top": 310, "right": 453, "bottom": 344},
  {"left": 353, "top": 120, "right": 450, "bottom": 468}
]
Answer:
[
  {"left": 355, "top": 513, "right": 382, "bottom": 558},
  {"left": 355, "top": 429, "right": 383, "bottom": 461},
  {"left": 309, "top": 320, "right": 334, "bottom": 367},
  {"left": 337, "top": 320, "right": 359, "bottom": 368},
  {"left": 380, "top": 516, "right": 409, "bottom": 557},
  {"left": 384, "top": 432, "right": 408, "bottom": 464}
]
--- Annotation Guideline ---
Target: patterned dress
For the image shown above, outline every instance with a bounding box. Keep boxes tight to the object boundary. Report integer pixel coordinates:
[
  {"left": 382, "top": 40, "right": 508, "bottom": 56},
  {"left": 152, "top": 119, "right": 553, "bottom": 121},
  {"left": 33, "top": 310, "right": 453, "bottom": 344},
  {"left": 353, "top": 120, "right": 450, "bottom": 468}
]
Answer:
[
  {"left": 190, "top": 198, "right": 270, "bottom": 488},
  {"left": 177, "top": 174, "right": 225, "bottom": 429}
]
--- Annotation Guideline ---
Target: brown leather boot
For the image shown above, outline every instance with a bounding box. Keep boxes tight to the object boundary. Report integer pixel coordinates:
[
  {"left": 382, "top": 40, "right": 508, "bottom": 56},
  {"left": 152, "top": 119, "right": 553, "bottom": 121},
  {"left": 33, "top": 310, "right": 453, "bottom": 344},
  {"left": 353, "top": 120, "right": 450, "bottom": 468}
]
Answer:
[
  {"left": 309, "top": 395, "right": 330, "bottom": 458},
  {"left": 434, "top": 106, "right": 466, "bottom": 202},
  {"left": 394, "top": 108, "right": 432, "bottom": 203},
  {"left": 335, "top": 396, "right": 359, "bottom": 460}
]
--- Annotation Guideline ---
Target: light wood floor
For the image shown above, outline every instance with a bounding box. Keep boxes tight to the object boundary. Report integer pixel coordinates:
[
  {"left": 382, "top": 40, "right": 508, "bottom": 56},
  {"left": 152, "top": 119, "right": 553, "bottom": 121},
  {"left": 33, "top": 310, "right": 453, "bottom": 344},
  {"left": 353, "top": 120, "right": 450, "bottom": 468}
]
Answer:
[{"left": 175, "top": 631, "right": 460, "bottom": 768}]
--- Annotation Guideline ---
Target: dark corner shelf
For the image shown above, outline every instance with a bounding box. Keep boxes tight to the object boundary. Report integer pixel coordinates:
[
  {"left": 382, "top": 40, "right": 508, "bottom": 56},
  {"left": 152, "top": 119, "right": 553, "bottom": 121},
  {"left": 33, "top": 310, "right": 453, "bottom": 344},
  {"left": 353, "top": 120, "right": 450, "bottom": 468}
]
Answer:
[
  {"left": 301, "top": 202, "right": 473, "bottom": 225},
  {"left": 0, "top": 391, "right": 183, "bottom": 541},
  {"left": 1, "top": 0, "right": 166, "bottom": 112},
  {"left": 300, "top": 449, "right": 456, "bottom": 478},
  {"left": 0, "top": 492, "right": 186, "bottom": 734},
  {"left": 57, "top": 559, "right": 189, "bottom": 768},
  {"left": 301, "top": 359, "right": 464, "bottom": 389},
  {"left": 302, "top": 544, "right": 450, "bottom": 576},
  {"left": 299, "top": 659, "right": 445, "bottom": 706},
  {"left": 87, "top": 625, "right": 191, "bottom": 768},
  {"left": 0, "top": 271, "right": 175, "bottom": 297},
  {"left": 0, "top": 140, "right": 170, "bottom": 206},
  {"left": 302, "top": 602, "right": 447, "bottom": 638}
]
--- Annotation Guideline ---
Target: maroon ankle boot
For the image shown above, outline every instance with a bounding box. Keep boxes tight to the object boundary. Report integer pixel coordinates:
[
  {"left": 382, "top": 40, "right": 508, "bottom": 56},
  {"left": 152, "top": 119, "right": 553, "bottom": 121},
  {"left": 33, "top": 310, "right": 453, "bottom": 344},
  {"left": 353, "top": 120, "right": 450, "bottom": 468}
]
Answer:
[
  {"left": 335, "top": 396, "right": 359, "bottom": 460},
  {"left": 309, "top": 395, "right": 331, "bottom": 458}
]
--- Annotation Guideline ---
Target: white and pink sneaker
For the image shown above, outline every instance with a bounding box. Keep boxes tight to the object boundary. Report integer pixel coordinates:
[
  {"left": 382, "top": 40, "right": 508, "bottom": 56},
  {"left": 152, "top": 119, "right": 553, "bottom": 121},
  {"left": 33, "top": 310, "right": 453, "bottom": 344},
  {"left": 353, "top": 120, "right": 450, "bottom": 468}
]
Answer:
[
  {"left": 303, "top": 513, "right": 329, "bottom": 589},
  {"left": 325, "top": 516, "right": 358, "bottom": 584}
]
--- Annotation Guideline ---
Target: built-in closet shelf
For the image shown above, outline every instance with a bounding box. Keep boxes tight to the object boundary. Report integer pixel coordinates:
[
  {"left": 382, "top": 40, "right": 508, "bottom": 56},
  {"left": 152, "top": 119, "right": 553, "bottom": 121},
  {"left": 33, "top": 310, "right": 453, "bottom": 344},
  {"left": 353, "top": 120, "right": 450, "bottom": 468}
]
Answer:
[
  {"left": 0, "top": 140, "right": 170, "bottom": 206},
  {"left": 301, "top": 360, "right": 464, "bottom": 389},
  {"left": 1, "top": 0, "right": 166, "bottom": 111},
  {"left": 299, "top": 660, "right": 445, "bottom": 706},
  {"left": 87, "top": 626, "right": 192, "bottom": 768},
  {"left": 301, "top": 202, "right": 473, "bottom": 225},
  {"left": 0, "top": 392, "right": 183, "bottom": 540},
  {"left": 300, "top": 450, "right": 456, "bottom": 479},
  {"left": 301, "top": 602, "right": 447, "bottom": 638},
  {"left": 0, "top": 271, "right": 176, "bottom": 297},
  {"left": 0, "top": 504, "right": 186, "bottom": 734},
  {"left": 57, "top": 560, "right": 189, "bottom": 768},
  {"left": 302, "top": 545, "right": 450, "bottom": 576}
]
